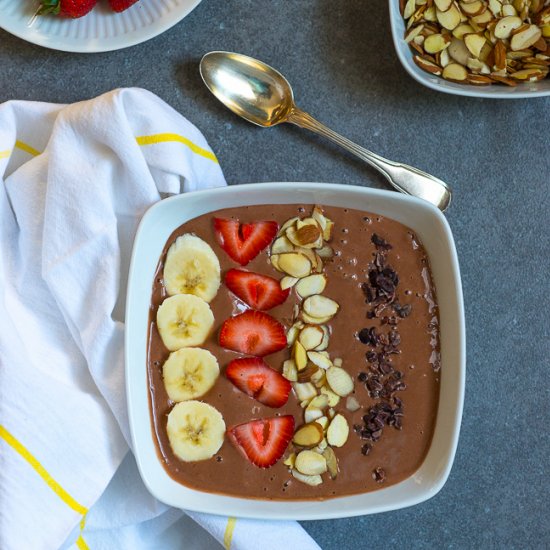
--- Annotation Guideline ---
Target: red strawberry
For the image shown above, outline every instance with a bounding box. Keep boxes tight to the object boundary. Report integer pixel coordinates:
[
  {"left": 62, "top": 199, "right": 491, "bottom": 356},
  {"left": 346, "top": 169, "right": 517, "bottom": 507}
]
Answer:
[
  {"left": 225, "top": 269, "right": 290, "bottom": 311},
  {"left": 228, "top": 416, "right": 295, "bottom": 468},
  {"left": 226, "top": 357, "right": 291, "bottom": 408},
  {"left": 213, "top": 218, "right": 278, "bottom": 266},
  {"left": 108, "top": 0, "right": 139, "bottom": 12},
  {"left": 38, "top": 0, "right": 96, "bottom": 18},
  {"left": 219, "top": 310, "right": 287, "bottom": 357}
]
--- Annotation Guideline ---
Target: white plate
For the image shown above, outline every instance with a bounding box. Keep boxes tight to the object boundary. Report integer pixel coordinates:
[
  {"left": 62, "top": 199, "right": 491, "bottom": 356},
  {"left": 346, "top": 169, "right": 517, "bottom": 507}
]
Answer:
[
  {"left": 0, "top": 0, "right": 202, "bottom": 53},
  {"left": 388, "top": 0, "right": 550, "bottom": 98},
  {"left": 126, "top": 182, "right": 466, "bottom": 520}
]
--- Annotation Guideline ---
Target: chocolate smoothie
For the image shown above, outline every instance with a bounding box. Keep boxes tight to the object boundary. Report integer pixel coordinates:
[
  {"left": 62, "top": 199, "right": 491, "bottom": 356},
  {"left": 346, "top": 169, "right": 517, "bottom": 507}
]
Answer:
[{"left": 147, "top": 204, "right": 440, "bottom": 500}]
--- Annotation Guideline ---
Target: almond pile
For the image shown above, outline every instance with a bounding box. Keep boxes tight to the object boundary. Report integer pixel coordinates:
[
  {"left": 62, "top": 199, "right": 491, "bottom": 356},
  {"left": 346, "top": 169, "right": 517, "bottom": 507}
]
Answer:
[
  {"left": 402, "top": 0, "right": 550, "bottom": 85},
  {"left": 270, "top": 206, "right": 358, "bottom": 486}
]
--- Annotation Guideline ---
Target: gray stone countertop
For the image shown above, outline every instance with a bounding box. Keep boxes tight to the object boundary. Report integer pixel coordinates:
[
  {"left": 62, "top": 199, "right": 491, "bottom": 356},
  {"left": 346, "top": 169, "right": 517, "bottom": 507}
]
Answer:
[{"left": 1, "top": 1, "right": 549, "bottom": 548}]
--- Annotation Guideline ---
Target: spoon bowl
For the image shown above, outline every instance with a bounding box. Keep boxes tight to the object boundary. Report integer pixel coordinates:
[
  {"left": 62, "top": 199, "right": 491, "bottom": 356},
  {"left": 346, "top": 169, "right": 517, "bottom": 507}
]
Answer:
[
  {"left": 199, "top": 51, "right": 452, "bottom": 211},
  {"left": 200, "top": 51, "right": 294, "bottom": 128}
]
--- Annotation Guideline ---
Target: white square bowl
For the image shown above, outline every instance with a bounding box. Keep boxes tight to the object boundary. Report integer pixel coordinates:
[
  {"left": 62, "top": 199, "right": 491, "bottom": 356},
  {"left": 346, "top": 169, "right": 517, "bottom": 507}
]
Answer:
[
  {"left": 125, "top": 182, "right": 465, "bottom": 520},
  {"left": 388, "top": 0, "right": 550, "bottom": 99}
]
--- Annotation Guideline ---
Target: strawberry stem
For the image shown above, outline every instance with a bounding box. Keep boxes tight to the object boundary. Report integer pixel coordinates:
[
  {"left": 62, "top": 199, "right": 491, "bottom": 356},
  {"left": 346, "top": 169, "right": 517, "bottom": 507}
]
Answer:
[{"left": 37, "top": 0, "right": 61, "bottom": 16}]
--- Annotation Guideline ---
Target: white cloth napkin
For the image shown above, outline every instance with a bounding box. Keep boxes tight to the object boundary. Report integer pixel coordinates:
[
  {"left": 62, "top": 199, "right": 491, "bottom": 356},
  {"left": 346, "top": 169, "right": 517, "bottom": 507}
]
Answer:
[{"left": 0, "top": 88, "right": 320, "bottom": 550}]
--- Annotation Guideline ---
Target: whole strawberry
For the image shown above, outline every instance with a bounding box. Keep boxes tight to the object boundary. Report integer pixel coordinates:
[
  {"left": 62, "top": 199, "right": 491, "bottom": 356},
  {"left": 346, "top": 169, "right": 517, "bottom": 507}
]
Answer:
[
  {"left": 108, "top": 0, "right": 139, "bottom": 12},
  {"left": 38, "top": 0, "right": 97, "bottom": 18}
]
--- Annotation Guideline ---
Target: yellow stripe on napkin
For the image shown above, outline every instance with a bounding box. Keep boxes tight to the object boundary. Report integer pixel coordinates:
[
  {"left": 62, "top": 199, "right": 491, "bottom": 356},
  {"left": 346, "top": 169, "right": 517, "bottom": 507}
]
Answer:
[
  {"left": 136, "top": 133, "right": 218, "bottom": 163},
  {"left": 0, "top": 425, "right": 89, "bottom": 545},
  {"left": 15, "top": 140, "right": 41, "bottom": 157},
  {"left": 223, "top": 517, "right": 237, "bottom": 549},
  {"left": 0, "top": 149, "right": 10, "bottom": 160}
]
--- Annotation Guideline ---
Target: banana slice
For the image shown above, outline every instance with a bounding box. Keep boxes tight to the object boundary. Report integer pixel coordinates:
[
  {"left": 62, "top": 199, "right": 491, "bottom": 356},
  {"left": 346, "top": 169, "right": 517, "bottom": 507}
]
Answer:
[
  {"left": 167, "top": 400, "right": 225, "bottom": 462},
  {"left": 157, "top": 294, "right": 214, "bottom": 351},
  {"left": 163, "top": 234, "right": 221, "bottom": 303},
  {"left": 163, "top": 348, "right": 220, "bottom": 402}
]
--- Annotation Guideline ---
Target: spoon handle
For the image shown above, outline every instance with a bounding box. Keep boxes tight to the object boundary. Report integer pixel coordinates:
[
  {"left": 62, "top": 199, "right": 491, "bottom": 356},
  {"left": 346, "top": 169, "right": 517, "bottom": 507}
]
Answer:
[{"left": 287, "top": 108, "right": 451, "bottom": 211}]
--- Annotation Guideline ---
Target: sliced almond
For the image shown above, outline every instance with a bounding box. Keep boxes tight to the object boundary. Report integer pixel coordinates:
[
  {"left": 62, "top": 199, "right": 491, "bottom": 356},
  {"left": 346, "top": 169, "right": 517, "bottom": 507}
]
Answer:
[
  {"left": 452, "top": 22, "right": 475, "bottom": 38},
  {"left": 509, "top": 67, "right": 546, "bottom": 79},
  {"left": 442, "top": 62, "right": 468, "bottom": 80},
  {"left": 311, "top": 368, "right": 327, "bottom": 388},
  {"left": 271, "top": 236, "right": 295, "bottom": 254},
  {"left": 320, "top": 386, "right": 341, "bottom": 407},
  {"left": 305, "top": 407, "right": 328, "bottom": 424},
  {"left": 277, "top": 252, "right": 312, "bottom": 278},
  {"left": 316, "top": 244, "right": 334, "bottom": 259},
  {"left": 434, "top": 0, "right": 452, "bottom": 11},
  {"left": 315, "top": 415, "right": 329, "bottom": 430},
  {"left": 490, "top": 73, "right": 518, "bottom": 85},
  {"left": 404, "top": 0, "right": 417, "bottom": 19},
  {"left": 322, "top": 447, "right": 339, "bottom": 480},
  {"left": 286, "top": 323, "right": 302, "bottom": 347},
  {"left": 488, "top": 0, "right": 501, "bottom": 17},
  {"left": 448, "top": 37, "right": 471, "bottom": 64},
  {"left": 304, "top": 394, "right": 329, "bottom": 417},
  {"left": 278, "top": 217, "right": 299, "bottom": 237},
  {"left": 299, "top": 325, "right": 325, "bottom": 350},
  {"left": 406, "top": 25, "right": 425, "bottom": 45},
  {"left": 293, "top": 422, "right": 324, "bottom": 447},
  {"left": 464, "top": 33, "right": 487, "bottom": 57},
  {"left": 467, "top": 74, "right": 493, "bottom": 84},
  {"left": 280, "top": 276, "right": 299, "bottom": 290},
  {"left": 295, "top": 450, "right": 327, "bottom": 475},
  {"left": 292, "top": 382, "right": 317, "bottom": 402},
  {"left": 494, "top": 40, "right": 507, "bottom": 69},
  {"left": 317, "top": 438, "right": 328, "bottom": 451},
  {"left": 291, "top": 469, "right": 323, "bottom": 486},
  {"left": 437, "top": 4, "right": 462, "bottom": 30},
  {"left": 413, "top": 55, "right": 443, "bottom": 74},
  {"left": 332, "top": 357, "right": 343, "bottom": 367},
  {"left": 314, "top": 326, "right": 330, "bottom": 351},
  {"left": 283, "top": 452, "right": 296, "bottom": 468},
  {"left": 302, "top": 311, "right": 333, "bottom": 325},
  {"left": 295, "top": 224, "right": 322, "bottom": 247},
  {"left": 494, "top": 15, "right": 523, "bottom": 39},
  {"left": 326, "top": 414, "right": 350, "bottom": 448},
  {"left": 295, "top": 273, "right": 327, "bottom": 299},
  {"left": 439, "top": 47, "right": 451, "bottom": 67},
  {"left": 510, "top": 24, "right": 542, "bottom": 51},
  {"left": 460, "top": 0, "right": 485, "bottom": 16},
  {"left": 307, "top": 351, "right": 333, "bottom": 370},
  {"left": 424, "top": 32, "right": 452, "bottom": 53},
  {"left": 501, "top": 4, "right": 517, "bottom": 16},
  {"left": 303, "top": 295, "right": 339, "bottom": 319},
  {"left": 270, "top": 254, "right": 282, "bottom": 272},
  {"left": 293, "top": 340, "right": 308, "bottom": 371},
  {"left": 282, "top": 359, "right": 298, "bottom": 382},
  {"left": 467, "top": 57, "right": 491, "bottom": 73},
  {"left": 297, "top": 363, "right": 320, "bottom": 383},
  {"left": 326, "top": 366, "right": 354, "bottom": 397},
  {"left": 346, "top": 395, "right": 361, "bottom": 412}
]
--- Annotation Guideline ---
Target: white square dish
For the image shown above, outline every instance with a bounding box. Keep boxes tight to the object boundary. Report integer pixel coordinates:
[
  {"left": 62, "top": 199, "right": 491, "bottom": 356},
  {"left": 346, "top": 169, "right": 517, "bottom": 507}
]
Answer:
[
  {"left": 388, "top": 0, "right": 550, "bottom": 99},
  {"left": 125, "top": 182, "right": 465, "bottom": 520}
]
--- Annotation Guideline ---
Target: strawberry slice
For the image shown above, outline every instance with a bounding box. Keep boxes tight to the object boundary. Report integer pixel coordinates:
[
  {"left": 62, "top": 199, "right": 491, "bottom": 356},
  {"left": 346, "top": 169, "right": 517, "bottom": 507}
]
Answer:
[
  {"left": 219, "top": 310, "right": 287, "bottom": 356},
  {"left": 226, "top": 357, "right": 291, "bottom": 408},
  {"left": 108, "top": 0, "right": 138, "bottom": 12},
  {"left": 225, "top": 269, "right": 290, "bottom": 311},
  {"left": 38, "top": 0, "right": 97, "bottom": 18},
  {"left": 228, "top": 416, "right": 295, "bottom": 468},
  {"left": 214, "top": 218, "right": 278, "bottom": 266}
]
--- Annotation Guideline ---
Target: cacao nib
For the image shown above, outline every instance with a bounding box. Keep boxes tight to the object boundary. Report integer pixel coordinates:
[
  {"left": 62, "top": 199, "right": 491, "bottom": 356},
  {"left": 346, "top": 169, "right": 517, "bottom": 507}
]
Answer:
[{"left": 371, "top": 233, "right": 392, "bottom": 250}]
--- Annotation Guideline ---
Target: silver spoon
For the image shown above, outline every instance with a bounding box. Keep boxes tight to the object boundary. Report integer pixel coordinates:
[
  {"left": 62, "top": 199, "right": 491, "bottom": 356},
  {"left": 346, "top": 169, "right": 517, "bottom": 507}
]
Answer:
[{"left": 199, "top": 51, "right": 452, "bottom": 211}]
